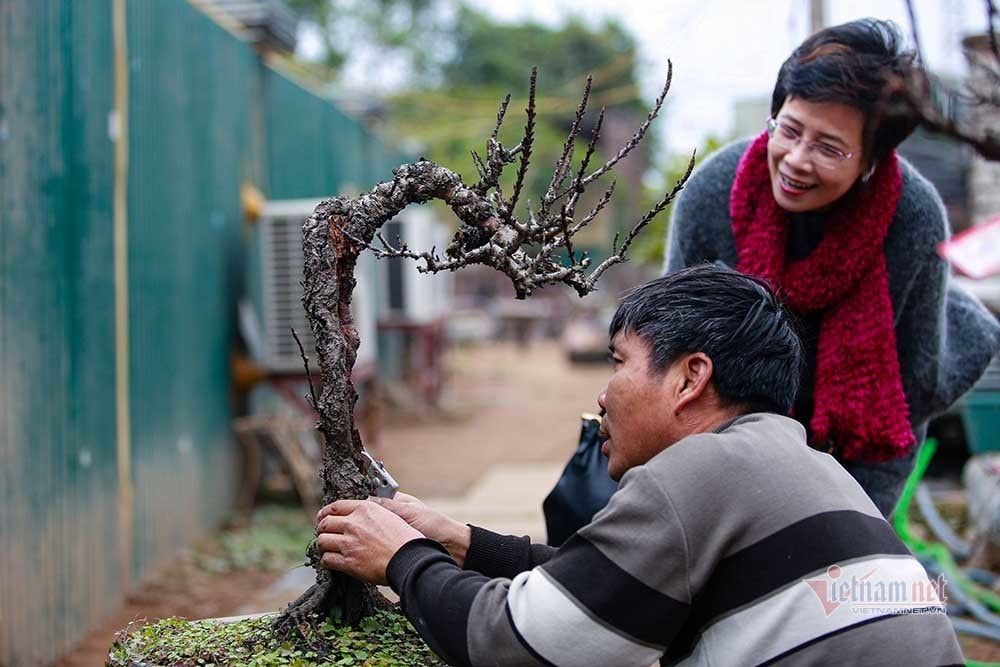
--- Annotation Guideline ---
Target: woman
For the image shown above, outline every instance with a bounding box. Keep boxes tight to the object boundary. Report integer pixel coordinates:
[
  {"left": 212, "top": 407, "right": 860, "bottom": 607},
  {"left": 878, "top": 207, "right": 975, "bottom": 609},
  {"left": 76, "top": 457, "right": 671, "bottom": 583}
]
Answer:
[{"left": 665, "top": 19, "right": 1000, "bottom": 515}]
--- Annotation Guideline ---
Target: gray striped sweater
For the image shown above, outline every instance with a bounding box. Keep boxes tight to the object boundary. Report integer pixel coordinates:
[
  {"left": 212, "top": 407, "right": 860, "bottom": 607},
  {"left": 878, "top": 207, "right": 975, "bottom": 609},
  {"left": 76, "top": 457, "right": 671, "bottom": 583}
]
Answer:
[{"left": 386, "top": 413, "right": 963, "bottom": 666}]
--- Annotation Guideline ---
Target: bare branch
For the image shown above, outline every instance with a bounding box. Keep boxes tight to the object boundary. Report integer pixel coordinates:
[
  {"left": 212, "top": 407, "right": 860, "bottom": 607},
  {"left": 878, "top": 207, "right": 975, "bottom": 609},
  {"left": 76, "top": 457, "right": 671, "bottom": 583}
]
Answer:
[
  {"left": 553, "top": 106, "right": 607, "bottom": 220},
  {"left": 492, "top": 93, "right": 512, "bottom": 141},
  {"left": 898, "top": 0, "right": 1000, "bottom": 160},
  {"left": 904, "top": 0, "right": 926, "bottom": 69},
  {"left": 506, "top": 67, "right": 538, "bottom": 218},
  {"left": 986, "top": 0, "right": 1000, "bottom": 62},
  {"left": 571, "top": 178, "right": 616, "bottom": 235},
  {"left": 471, "top": 149, "right": 488, "bottom": 186},
  {"left": 540, "top": 75, "right": 593, "bottom": 218},
  {"left": 577, "top": 61, "right": 672, "bottom": 190},
  {"left": 586, "top": 150, "right": 696, "bottom": 286},
  {"left": 575, "top": 106, "right": 605, "bottom": 190},
  {"left": 558, "top": 202, "right": 576, "bottom": 265},
  {"left": 290, "top": 327, "right": 319, "bottom": 411}
]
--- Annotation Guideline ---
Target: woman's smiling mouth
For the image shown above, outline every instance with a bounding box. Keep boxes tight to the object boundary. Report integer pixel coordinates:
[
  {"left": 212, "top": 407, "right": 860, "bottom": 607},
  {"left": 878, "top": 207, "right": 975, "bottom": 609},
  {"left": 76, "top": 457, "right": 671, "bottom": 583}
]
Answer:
[{"left": 779, "top": 172, "right": 817, "bottom": 194}]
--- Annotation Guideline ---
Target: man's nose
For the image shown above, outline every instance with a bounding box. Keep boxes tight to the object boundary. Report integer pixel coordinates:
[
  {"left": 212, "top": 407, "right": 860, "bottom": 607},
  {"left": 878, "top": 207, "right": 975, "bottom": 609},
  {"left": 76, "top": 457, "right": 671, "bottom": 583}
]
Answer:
[{"left": 597, "top": 390, "right": 607, "bottom": 410}]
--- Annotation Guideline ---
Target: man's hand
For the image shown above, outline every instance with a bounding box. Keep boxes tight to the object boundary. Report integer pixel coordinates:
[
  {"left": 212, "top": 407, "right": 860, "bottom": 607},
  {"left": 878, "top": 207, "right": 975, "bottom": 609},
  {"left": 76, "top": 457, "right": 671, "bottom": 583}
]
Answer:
[
  {"left": 367, "top": 493, "right": 472, "bottom": 567},
  {"left": 315, "top": 499, "right": 423, "bottom": 585}
]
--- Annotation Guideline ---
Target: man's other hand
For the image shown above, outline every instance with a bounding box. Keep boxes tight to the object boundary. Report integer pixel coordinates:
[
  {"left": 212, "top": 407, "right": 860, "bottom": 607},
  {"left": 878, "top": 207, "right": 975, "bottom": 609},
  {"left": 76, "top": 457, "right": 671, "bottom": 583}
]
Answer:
[
  {"left": 367, "top": 493, "right": 472, "bottom": 567},
  {"left": 315, "top": 499, "right": 423, "bottom": 584}
]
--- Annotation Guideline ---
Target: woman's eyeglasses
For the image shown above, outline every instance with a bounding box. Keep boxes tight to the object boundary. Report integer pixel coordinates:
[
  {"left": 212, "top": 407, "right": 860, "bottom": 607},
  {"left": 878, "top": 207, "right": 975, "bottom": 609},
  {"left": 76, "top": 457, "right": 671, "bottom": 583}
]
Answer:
[{"left": 766, "top": 118, "right": 855, "bottom": 170}]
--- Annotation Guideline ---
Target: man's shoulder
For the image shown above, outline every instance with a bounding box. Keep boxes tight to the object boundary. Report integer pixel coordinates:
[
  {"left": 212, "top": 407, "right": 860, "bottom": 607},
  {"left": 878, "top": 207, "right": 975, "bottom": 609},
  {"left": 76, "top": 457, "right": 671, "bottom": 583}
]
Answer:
[
  {"left": 643, "top": 412, "right": 807, "bottom": 478},
  {"left": 635, "top": 413, "right": 885, "bottom": 542}
]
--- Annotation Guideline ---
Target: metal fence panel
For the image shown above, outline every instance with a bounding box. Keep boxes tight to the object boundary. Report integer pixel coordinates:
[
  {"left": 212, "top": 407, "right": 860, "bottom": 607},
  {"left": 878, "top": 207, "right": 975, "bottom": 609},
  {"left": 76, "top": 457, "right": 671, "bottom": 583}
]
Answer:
[
  {"left": 123, "top": 0, "right": 254, "bottom": 585},
  {"left": 0, "top": 2, "right": 401, "bottom": 663},
  {"left": 0, "top": 1, "right": 120, "bottom": 663}
]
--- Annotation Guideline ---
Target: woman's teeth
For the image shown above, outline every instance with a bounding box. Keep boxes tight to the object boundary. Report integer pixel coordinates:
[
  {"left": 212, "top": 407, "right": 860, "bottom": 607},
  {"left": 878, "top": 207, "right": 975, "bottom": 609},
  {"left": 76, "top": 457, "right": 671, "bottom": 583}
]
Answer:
[{"left": 781, "top": 174, "right": 815, "bottom": 190}]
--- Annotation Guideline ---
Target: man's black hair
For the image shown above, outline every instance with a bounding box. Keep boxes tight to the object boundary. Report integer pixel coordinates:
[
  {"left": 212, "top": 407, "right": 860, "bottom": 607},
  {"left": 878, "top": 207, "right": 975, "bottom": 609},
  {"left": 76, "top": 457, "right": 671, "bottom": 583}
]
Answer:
[
  {"left": 770, "top": 18, "right": 918, "bottom": 165},
  {"left": 609, "top": 264, "right": 802, "bottom": 415}
]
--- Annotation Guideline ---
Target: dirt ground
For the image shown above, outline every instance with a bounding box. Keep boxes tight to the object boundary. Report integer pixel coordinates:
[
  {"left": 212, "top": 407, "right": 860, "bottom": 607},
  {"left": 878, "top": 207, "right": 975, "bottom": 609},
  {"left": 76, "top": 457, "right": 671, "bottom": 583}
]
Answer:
[
  {"left": 56, "top": 340, "right": 608, "bottom": 665},
  {"left": 372, "top": 340, "right": 609, "bottom": 498}
]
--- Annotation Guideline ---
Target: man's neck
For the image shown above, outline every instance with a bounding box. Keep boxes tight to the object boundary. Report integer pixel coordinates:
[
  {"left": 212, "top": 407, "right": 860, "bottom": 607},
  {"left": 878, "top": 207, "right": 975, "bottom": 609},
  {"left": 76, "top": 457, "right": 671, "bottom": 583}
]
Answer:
[{"left": 680, "top": 406, "right": 749, "bottom": 439}]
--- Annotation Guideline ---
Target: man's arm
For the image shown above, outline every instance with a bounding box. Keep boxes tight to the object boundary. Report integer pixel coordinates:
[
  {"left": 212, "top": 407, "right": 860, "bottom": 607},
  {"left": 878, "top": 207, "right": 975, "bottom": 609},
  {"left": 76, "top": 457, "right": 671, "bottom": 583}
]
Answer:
[
  {"left": 462, "top": 525, "right": 557, "bottom": 576},
  {"left": 381, "top": 467, "right": 692, "bottom": 666},
  {"left": 367, "top": 494, "right": 557, "bottom": 577}
]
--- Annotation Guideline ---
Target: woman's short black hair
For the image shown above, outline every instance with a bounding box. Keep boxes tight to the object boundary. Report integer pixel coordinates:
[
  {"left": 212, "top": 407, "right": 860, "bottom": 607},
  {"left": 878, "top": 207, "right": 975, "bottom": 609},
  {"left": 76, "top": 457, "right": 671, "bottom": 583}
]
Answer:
[
  {"left": 770, "top": 18, "right": 918, "bottom": 166},
  {"left": 609, "top": 264, "right": 803, "bottom": 415}
]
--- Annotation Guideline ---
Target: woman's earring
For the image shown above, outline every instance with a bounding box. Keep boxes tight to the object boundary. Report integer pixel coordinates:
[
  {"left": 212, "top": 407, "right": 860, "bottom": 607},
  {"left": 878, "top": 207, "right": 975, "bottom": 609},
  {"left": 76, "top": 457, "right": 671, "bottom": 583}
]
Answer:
[{"left": 861, "top": 162, "right": 878, "bottom": 183}]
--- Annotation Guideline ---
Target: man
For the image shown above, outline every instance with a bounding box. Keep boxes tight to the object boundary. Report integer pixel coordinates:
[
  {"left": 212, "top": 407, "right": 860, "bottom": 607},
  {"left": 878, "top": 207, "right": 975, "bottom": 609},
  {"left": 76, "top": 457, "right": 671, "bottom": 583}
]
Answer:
[{"left": 316, "top": 265, "right": 963, "bottom": 666}]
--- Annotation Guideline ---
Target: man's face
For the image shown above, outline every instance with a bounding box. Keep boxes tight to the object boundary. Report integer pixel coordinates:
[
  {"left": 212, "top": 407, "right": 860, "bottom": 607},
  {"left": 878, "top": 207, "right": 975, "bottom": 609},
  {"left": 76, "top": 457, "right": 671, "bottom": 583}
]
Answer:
[{"left": 598, "top": 331, "right": 678, "bottom": 481}]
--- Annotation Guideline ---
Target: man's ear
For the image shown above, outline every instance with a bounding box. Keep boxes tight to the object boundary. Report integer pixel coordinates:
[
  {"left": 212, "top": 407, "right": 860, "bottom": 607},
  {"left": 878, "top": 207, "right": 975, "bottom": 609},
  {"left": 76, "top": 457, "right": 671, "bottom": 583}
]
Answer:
[{"left": 673, "top": 352, "right": 714, "bottom": 415}]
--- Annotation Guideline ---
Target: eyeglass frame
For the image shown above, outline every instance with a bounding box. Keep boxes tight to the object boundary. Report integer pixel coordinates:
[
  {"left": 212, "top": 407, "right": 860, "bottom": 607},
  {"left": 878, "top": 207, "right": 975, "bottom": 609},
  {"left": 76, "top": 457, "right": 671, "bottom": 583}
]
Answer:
[{"left": 765, "top": 117, "right": 857, "bottom": 170}]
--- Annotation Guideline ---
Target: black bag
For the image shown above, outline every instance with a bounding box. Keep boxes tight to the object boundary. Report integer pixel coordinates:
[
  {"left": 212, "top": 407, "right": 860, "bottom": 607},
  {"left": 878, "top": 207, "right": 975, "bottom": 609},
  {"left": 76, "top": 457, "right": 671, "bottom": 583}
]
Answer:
[{"left": 542, "top": 412, "right": 618, "bottom": 546}]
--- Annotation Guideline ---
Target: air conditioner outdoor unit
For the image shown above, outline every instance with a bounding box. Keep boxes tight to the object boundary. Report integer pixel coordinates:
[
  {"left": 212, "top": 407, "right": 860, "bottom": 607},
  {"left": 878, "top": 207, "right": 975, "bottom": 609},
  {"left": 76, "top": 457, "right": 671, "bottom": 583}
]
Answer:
[
  {"left": 379, "top": 207, "right": 451, "bottom": 323},
  {"left": 255, "top": 198, "right": 378, "bottom": 376}
]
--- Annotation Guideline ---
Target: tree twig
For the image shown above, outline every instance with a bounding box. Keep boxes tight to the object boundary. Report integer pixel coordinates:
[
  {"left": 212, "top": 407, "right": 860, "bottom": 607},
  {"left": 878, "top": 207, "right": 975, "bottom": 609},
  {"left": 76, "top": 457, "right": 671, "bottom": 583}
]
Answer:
[{"left": 290, "top": 327, "right": 319, "bottom": 411}]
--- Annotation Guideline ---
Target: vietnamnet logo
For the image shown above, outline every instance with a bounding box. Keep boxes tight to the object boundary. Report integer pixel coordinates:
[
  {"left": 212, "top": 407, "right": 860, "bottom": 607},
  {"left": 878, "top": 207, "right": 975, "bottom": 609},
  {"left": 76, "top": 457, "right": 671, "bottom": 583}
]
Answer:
[{"left": 804, "top": 564, "right": 948, "bottom": 617}]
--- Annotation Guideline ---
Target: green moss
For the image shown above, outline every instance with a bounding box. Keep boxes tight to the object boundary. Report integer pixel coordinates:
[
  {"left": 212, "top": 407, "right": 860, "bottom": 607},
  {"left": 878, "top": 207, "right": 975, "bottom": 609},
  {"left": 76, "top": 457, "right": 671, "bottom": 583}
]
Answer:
[
  {"left": 195, "top": 506, "right": 317, "bottom": 574},
  {"left": 107, "top": 608, "right": 445, "bottom": 666}
]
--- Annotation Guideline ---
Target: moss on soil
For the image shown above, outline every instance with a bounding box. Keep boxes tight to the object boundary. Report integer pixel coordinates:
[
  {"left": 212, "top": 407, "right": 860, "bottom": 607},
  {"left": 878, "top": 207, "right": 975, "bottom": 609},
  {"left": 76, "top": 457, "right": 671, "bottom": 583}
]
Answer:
[
  {"left": 196, "top": 506, "right": 318, "bottom": 574},
  {"left": 107, "top": 608, "right": 445, "bottom": 666}
]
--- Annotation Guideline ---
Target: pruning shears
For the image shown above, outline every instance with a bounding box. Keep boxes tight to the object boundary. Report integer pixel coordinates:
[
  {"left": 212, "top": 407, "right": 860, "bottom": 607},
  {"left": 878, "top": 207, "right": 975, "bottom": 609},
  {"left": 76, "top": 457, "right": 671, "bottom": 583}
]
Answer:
[{"left": 360, "top": 448, "right": 399, "bottom": 498}]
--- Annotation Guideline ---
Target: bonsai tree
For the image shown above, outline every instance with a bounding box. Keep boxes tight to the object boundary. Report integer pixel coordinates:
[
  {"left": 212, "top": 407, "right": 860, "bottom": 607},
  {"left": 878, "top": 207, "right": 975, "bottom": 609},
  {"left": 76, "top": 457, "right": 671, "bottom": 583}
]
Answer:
[{"left": 272, "top": 66, "right": 694, "bottom": 635}]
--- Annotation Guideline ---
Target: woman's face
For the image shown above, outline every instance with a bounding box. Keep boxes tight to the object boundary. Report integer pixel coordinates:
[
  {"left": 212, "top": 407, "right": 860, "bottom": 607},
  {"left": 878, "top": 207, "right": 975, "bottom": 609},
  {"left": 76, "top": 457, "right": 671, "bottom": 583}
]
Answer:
[{"left": 767, "top": 97, "right": 867, "bottom": 213}]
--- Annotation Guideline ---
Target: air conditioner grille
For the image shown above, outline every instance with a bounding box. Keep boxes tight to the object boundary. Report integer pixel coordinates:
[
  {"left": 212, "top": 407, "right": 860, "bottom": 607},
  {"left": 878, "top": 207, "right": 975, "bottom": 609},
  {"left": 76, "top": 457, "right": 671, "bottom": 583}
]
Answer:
[{"left": 261, "top": 214, "right": 314, "bottom": 372}]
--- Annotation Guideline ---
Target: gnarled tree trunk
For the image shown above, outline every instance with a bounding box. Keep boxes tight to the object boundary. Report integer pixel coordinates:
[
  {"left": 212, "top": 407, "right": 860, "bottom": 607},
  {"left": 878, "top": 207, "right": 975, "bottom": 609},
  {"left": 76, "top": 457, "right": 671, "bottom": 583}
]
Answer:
[{"left": 273, "top": 68, "right": 692, "bottom": 634}]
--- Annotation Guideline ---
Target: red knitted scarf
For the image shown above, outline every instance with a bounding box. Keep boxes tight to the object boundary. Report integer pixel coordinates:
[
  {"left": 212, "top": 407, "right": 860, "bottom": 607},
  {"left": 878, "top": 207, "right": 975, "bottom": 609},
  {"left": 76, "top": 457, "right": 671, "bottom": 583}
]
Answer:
[{"left": 730, "top": 131, "right": 915, "bottom": 462}]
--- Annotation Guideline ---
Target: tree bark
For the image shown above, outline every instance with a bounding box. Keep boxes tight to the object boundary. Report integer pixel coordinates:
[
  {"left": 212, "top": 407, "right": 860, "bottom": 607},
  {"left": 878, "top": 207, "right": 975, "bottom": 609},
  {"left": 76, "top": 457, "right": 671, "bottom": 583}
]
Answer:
[
  {"left": 272, "top": 163, "right": 501, "bottom": 632},
  {"left": 270, "top": 69, "right": 686, "bottom": 633}
]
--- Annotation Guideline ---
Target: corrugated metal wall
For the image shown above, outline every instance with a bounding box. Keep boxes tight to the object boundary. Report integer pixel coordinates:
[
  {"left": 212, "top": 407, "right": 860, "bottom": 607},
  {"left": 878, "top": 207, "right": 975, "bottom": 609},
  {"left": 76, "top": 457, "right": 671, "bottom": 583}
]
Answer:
[
  {"left": 0, "top": 1, "right": 400, "bottom": 664},
  {"left": 124, "top": 0, "right": 254, "bottom": 585},
  {"left": 0, "top": 1, "right": 120, "bottom": 663},
  {"left": 265, "top": 68, "right": 369, "bottom": 198}
]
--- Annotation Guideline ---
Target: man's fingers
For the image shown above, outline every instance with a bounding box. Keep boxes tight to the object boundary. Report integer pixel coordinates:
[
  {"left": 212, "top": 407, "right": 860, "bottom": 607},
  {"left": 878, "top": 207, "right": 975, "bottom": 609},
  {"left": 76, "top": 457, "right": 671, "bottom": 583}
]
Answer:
[
  {"left": 329, "top": 499, "right": 367, "bottom": 515},
  {"left": 316, "top": 531, "right": 346, "bottom": 554},
  {"left": 368, "top": 497, "right": 407, "bottom": 514},
  {"left": 317, "top": 514, "right": 350, "bottom": 536},
  {"left": 317, "top": 503, "right": 335, "bottom": 523},
  {"left": 320, "top": 549, "right": 346, "bottom": 571},
  {"left": 316, "top": 499, "right": 368, "bottom": 524},
  {"left": 370, "top": 492, "right": 420, "bottom": 506}
]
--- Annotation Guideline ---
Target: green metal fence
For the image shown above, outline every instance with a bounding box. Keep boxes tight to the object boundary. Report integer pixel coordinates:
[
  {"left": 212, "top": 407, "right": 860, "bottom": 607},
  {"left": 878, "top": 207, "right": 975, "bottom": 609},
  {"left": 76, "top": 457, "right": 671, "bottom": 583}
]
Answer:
[
  {"left": 1, "top": 2, "right": 120, "bottom": 663},
  {"left": 124, "top": 0, "right": 254, "bottom": 587},
  {"left": 0, "top": 1, "right": 400, "bottom": 663}
]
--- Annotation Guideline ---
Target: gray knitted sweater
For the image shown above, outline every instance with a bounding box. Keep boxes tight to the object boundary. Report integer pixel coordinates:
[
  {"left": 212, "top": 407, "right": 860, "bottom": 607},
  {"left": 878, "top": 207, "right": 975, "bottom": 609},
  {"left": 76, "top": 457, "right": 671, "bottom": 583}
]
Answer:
[{"left": 664, "top": 138, "right": 1000, "bottom": 449}]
